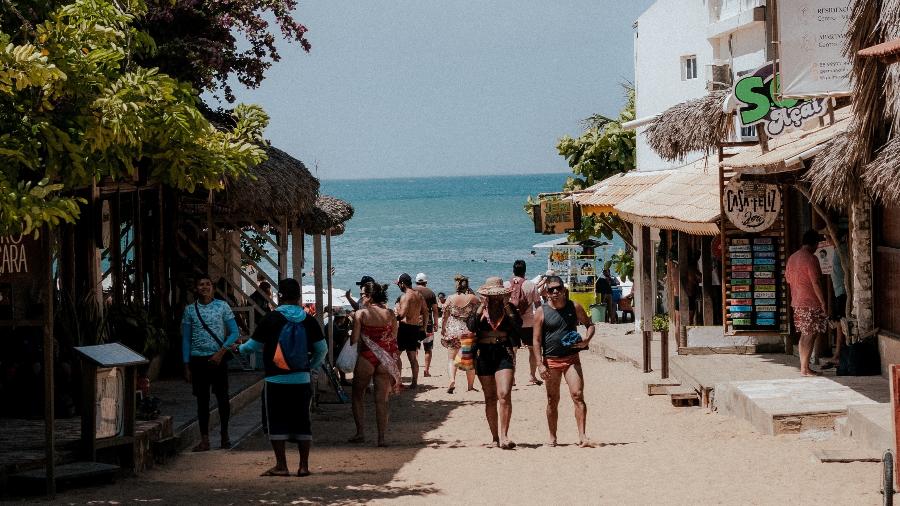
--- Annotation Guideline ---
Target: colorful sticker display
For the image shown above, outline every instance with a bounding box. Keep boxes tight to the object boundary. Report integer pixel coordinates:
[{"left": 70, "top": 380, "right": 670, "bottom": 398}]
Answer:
[{"left": 727, "top": 237, "right": 780, "bottom": 330}]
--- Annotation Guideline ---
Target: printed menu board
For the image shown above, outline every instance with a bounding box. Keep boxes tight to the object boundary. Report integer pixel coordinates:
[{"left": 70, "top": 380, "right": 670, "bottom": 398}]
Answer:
[{"left": 727, "top": 237, "right": 779, "bottom": 331}]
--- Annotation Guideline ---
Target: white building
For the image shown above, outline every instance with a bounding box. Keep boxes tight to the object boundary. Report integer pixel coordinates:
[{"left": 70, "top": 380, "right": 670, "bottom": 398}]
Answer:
[{"left": 632, "top": 0, "right": 769, "bottom": 172}]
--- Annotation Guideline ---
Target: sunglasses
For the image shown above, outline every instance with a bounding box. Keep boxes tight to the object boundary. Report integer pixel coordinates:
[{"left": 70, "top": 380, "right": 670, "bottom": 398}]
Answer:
[{"left": 546, "top": 285, "right": 564, "bottom": 293}]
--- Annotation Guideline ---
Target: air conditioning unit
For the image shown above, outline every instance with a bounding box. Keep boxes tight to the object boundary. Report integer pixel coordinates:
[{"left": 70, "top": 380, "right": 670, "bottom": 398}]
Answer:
[{"left": 706, "top": 63, "right": 732, "bottom": 91}]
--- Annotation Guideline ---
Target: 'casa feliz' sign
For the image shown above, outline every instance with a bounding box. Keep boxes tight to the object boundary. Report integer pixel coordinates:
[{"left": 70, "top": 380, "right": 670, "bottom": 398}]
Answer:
[
  {"left": 729, "top": 62, "right": 830, "bottom": 138},
  {"left": 723, "top": 179, "right": 782, "bottom": 233}
]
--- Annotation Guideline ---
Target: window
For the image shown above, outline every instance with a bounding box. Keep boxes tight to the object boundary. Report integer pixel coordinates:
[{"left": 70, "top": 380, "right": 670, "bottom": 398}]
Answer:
[
  {"left": 682, "top": 55, "right": 698, "bottom": 80},
  {"left": 740, "top": 124, "right": 757, "bottom": 139}
]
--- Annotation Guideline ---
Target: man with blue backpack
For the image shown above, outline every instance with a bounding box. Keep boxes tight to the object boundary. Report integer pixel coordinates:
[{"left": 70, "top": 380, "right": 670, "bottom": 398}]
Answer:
[{"left": 237, "top": 278, "right": 327, "bottom": 477}]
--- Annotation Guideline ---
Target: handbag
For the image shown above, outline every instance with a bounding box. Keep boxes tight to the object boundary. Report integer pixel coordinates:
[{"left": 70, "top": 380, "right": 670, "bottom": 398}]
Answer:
[
  {"left": 336, "top": 340, "right": 358, "bottom": 373},
  {"left": 194, "top": 302, "right": 233, "bottom": 363}
]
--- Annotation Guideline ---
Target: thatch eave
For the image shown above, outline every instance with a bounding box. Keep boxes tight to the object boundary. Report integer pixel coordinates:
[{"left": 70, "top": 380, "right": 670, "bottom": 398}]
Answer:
[
  {"left": 217, "top": 146, "right": 320, "bottom": 225},
  {"left": 644, "top": 90, "right": 733, "bottom": 162},
  {"left": 298, "top": 195, "right": 354, "bottom": 235},
  {"left": 863, "top": 135, "right": 900, "bottom": 205}
]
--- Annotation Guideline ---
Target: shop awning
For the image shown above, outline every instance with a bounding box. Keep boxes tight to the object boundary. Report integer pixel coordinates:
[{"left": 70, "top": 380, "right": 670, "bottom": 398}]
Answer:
[
  {"left": 573, "top": 170, "right": 674, "bottom": 214},
  {"left": 613, "top": 157, "right": 721, "bottom": 236},
  {"left": 720, "top": 107, "right": 851, "bottom": 175}
]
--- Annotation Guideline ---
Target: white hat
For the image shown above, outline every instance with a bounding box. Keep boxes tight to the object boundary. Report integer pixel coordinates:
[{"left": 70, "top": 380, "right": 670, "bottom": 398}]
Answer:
[{"left": 415, "top": 272, "right": 428, "bottom": 283}]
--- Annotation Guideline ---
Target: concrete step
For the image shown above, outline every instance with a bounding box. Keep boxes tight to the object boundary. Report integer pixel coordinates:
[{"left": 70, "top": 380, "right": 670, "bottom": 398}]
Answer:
[
  {"left": 846, "top": 403, "right": 892, "bottom": 454},
  {"left": 714, "top": 377, "right": 879, "bottom": 436},
  {"left": 834, "top": 416, "right": 850, "bottom": 438}
]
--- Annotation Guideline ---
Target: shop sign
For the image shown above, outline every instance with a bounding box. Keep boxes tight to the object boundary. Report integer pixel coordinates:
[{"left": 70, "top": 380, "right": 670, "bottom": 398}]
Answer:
[
  {"left": 533, "top": 199, "right": 581, "bottom": 235},
  {"left": 777, "top": 0, "right": 852, "bottom": 98},
  {"left": 0, "top": 234, "right": 33, "bottom": 277},
  {"left": 730, "top": 62, "right": 829, "bottom": 138},
  {"left": 723, "top": 179, "right": 782, "bottom": 233}
]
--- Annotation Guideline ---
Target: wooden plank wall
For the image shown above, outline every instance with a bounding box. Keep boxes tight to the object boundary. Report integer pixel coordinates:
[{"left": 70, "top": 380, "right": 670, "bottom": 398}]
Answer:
[{"left": 876, "top": 205, "right": 900, "bottom": 335}]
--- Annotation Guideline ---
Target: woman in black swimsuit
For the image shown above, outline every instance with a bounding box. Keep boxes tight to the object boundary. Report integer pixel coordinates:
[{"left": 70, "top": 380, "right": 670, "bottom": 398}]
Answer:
[{"left": 473, "top": 277, "right": 522, "bottom": 449}]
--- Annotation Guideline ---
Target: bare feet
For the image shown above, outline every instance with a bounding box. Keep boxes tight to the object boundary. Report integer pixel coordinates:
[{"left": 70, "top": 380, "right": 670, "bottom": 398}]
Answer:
[
  {"left": 527, "top": 378, "right": 543, "bottom": 386},
  {"left": 348, "top": 434, "right": 365, "bottom": 444},
  {"left": 260, "top": 466, "right": 290, "bottom": 477},
  {"left": 800, "top": 369, "right": 821, "bottom": 377},
  {"left": 423, "top": 371, "right": 431, "bottom": 377},
  {"left": 499, "top": 440, "right": 517, "bottom": 450},
  {"left": 546, "top": 440, "right": 558, "bottom": 448},
  {"left": 447, "top": 385, "right": 455, "bottom": 394},
  {"left": 192, "top": 440, "right": 210, "bottom": 452},
  {"left": 578, "top": 439, "right": 596, "bottom": 448},
  {"left": 296, "top": 468, "right": 311, "bottom": 477},
  {"left": 467, "top": 386, "right": 479, "bottom": 392},
  {"left": 486, "top": 440, "right": 500, "bottom": 448}
]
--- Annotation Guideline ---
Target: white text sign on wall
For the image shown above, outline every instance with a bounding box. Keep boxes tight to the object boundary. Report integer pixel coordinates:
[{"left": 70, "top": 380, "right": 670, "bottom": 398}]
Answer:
[{"left": 777, "top": 0, "right": 852, "bottom": 97}]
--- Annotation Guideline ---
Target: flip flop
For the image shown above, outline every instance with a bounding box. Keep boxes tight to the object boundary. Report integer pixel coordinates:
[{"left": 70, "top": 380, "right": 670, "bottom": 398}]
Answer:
[
  {"left": 528, "top": 379, "right": 543, "bottom": 386},
  {"left": 260, "top": 467, "right": 290, "bottom": 477}
]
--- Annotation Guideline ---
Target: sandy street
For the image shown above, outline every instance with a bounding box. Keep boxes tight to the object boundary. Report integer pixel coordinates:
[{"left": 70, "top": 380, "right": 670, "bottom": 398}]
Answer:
[{"left": 22, "top": 347, "right": 883, "bottom": 505}]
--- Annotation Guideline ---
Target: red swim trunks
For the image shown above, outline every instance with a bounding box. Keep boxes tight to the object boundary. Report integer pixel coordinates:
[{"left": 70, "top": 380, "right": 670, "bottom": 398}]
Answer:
[{"left": 545, "top": 354, "right": 581, "bottom": 371}]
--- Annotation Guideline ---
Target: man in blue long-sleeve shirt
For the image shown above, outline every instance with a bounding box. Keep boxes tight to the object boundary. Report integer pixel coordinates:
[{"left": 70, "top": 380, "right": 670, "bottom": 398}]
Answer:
[
  {"left": 181, "top": 275, "right": 240, "bottom": 451},
  {"left": 238, "top": 278, "right": 327, "bottom": 477}
]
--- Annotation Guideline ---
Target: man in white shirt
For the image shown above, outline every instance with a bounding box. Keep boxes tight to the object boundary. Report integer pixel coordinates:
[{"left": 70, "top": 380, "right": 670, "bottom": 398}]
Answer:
[{"left": 506, "top": 260, "right": 542, "bottom": 386}]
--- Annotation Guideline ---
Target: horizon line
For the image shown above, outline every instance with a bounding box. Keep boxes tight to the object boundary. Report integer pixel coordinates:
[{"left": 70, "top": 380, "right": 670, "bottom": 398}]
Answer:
[{"left": 320, "top": 169, "right": 570, "bottom": 182}]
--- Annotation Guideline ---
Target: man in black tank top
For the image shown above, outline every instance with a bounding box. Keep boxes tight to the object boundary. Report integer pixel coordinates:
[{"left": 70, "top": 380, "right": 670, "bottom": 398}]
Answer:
[{"left": 532, "top": 276, "right": 595, "bottom": 448}]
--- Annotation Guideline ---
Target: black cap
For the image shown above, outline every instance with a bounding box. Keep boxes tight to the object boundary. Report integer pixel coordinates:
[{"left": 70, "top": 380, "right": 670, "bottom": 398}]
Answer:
[
  {"left": 278, "top": 278, "right": 301, "bottom": 300},
  {"left": 397, "top": 273, "right": 412, "bottom": 286},
  {"left": 355, "top": 275, "right": 375, "bottom": 287}
]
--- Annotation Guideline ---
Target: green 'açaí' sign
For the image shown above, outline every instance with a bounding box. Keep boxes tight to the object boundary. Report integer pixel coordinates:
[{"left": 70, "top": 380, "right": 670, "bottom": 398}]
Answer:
[{"left": 730, "top": 62, "right": 829, "bottom": 138}]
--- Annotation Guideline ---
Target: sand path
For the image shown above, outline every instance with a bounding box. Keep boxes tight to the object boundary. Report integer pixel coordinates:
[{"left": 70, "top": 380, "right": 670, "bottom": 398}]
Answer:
[{"left": 25, "top": 348, "right": 883, "bottom": 505}]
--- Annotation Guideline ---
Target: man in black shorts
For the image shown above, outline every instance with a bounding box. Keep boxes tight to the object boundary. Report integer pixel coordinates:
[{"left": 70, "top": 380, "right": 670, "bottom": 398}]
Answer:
[
  {"left": 413, "top": 272, "right": 440, "bottom": 378},
  {"left": 395, "top": 273, "right": 428, "bottom": 388}
]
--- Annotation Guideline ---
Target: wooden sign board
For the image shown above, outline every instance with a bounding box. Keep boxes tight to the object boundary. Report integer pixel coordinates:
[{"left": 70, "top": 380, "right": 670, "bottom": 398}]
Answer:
[
  {"left": 723, "top": 179, "right": 782, "bottom": 233},
  {"left": 533, "top": 199, "right": 581, "bottom": 235}
]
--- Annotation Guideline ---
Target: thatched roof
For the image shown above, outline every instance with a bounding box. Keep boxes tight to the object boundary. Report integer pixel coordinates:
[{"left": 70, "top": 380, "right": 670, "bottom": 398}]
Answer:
[
  {"left": 574, "top": 170, "right": 673, "bottom": 214},
  {"left": 724, "top": 107, "right": 850, "bottom": 178},
  {"left": 643, "top": 90, "right": 733, "bottom": 162},
  {"left": 218, "top": 146, "right": 320, "bottom": 224},
  {"left": 806, "top": 131, "right": 854, "bottom": 208},
  {"left": 863, "top": 135, "right": 900, "bottom": 204},
  {"left": 613, "top": 157, "right": 721, "bottom": 236},
  {"left": 299, "top": 194, "right": 354, "bottom": 235},
  {"left": 808, "top": 1, "right": 900, "bottom": 207}
]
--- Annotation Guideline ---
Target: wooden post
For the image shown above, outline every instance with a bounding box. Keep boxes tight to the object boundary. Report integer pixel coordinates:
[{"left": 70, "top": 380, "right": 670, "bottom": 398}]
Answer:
[
  {"left": 278, "top": 217, "right": 289, "bottom": 279},
  {"left": 660, "top": 329, "right": 669, "bottom": 379},
  {"left": 133, "top": 190, "right": 144, "bottom": 305},
  {"left": 291, "top": 228, "right": 303, "bottom": 281},
  {"left": 701, "top": 235, "right": 714, "bottom": 326},
  {"left": 313, "top": 234, "right": 325, "bottom": 328},
  {"left": 326, "top": 231, "right": 334, "bottom": 361},
  {"left": 678, "top": 231, "right": 690, "bottom": 348},
  {"left": 43, "top": 237, "right": 55, "bottom": 496},
  {"left": 640, "top": 226, "right": 653, "bottom": 373},
  {"left": 666, "top": 230, "right": 677, "bottom": 338}
]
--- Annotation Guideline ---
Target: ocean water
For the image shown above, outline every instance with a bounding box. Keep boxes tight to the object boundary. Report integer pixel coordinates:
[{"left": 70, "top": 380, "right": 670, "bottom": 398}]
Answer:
[{"left": 311, "top": 173, "right": 625, "bottom": 298}]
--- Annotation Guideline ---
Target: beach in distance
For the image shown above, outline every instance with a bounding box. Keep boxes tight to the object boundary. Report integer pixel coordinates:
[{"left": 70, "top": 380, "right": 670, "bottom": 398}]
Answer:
[{"left": 316, "top": 173, "right": 626, "bottom": 296}]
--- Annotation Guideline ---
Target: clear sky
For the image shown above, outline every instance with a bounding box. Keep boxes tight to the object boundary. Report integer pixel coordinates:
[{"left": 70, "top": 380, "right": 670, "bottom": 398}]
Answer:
[{"left": 228, "top": 0, "right": 655, "bottom": 180}]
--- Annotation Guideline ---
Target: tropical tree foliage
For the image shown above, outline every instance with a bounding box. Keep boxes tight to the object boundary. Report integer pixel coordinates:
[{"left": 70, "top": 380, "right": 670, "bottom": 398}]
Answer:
[
  {"left": 0, "top": 0, "right": 269, "bottom": 235},
  {"left": 556, "top": 85, "right": 635, "bottom": 191},
  {"left": 141, "top": 0, "right": 312, "bottom": 102},
  {"left": 4, "top": 0, "right": 311, "bottom": 102}
]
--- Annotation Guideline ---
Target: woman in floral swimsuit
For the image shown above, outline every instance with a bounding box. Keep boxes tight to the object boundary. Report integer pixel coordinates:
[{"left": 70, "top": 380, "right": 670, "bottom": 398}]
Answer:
[
  {"left": 441, "top": 275, "right": 479, "bottom": 394},
  {"left": 349, "top": 281, "right": 399, "bottom": 446}
]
